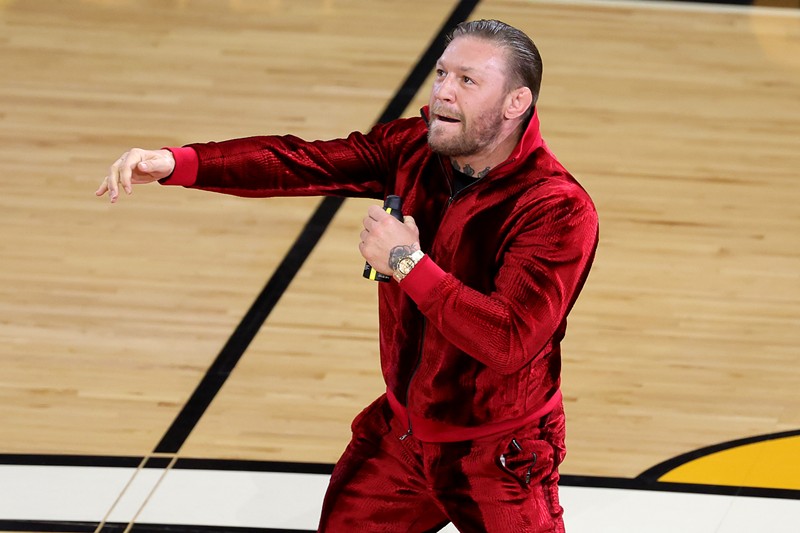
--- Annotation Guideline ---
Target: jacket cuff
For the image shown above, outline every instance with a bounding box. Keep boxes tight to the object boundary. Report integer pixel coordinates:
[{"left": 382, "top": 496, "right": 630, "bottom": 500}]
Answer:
[
  {"left": 159, "top": 146, "right": 198, "bottom": 187},
  {"left": 399, "top": 255, "right": 446, "bottom": 302}
]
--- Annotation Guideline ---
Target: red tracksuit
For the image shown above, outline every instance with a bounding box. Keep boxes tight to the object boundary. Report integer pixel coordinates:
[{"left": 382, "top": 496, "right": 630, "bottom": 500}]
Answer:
[{"left": 163, "top": 107, "right": 598, "bottom": 532}]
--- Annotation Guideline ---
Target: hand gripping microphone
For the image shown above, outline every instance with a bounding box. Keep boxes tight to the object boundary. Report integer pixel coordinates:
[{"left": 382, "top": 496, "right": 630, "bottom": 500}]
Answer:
[{"left": 363, "top": 195, "right": 403, "bottom": 282}]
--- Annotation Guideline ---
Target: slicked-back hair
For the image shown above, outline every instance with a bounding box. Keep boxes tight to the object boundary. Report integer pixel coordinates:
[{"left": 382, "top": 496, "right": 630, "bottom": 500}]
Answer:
[{"left": 446, "top": 19, "right": 543, "bottom": 110}]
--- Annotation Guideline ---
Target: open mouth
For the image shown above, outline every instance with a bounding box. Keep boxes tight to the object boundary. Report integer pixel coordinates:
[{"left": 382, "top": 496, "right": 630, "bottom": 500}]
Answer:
[{"left": 435, "top": 114, "right": 461, "bottom": 124}]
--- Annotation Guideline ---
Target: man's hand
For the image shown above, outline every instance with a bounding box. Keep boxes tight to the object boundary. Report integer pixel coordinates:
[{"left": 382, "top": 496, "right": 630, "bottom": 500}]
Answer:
[
  {"left": 359, "top": 204, "right": 420, "bottom": 275},
  {"left": 95, "top": 148, "right": 175, "bottom": 203}
]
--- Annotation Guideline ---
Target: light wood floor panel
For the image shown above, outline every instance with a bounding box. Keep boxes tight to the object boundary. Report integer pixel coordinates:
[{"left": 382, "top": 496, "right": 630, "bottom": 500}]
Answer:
[
  {"left": 184, "top": 0, "right": 800, "bottom": 478},
  {"left": 179, "top": 0, "right": 461, "bottom": 459},
  {"left": 1, "top": 0, "right": 798, "bottom": 484},
  {"left": 477, "top": 0, "right": 800, "bottom": 476},
  {"left": 0, "top": 0, "right": 437, "bottom": 455},
  {"left": 182, "top": 197, "right": 385, "bottom": 462}
]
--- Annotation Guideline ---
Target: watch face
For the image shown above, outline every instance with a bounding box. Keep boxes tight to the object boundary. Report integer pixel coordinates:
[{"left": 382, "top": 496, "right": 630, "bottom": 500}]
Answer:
[{"left": 398, "top": 257, "right": 415, "bottom": 275}]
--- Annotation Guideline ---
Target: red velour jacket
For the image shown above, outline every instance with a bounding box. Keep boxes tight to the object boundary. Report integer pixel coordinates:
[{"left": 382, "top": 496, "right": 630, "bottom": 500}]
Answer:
[{"left": 162, "top": 106, "right": 598, "bottom": 442}]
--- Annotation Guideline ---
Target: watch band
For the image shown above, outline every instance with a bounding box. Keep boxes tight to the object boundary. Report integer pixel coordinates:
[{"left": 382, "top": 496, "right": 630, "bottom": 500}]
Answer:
[{"left": 393, "top": 250, "right": 425, "bottom": 282}]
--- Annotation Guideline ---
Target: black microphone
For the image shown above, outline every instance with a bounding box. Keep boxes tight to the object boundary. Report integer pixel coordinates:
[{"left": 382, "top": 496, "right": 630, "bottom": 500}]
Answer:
[{"left": 363, "top": 195, "right": 403, "bottom": 282}]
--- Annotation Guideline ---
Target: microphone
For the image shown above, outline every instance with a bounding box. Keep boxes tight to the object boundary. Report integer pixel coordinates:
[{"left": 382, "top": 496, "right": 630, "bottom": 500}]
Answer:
[{"left": 363, "top": 195, "right": 403, "bottom": 282}]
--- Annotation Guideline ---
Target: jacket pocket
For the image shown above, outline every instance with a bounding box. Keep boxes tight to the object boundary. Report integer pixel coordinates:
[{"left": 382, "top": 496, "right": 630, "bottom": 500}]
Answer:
[{"left": 495, "top": 437, "right": 554, "bottom": 488}]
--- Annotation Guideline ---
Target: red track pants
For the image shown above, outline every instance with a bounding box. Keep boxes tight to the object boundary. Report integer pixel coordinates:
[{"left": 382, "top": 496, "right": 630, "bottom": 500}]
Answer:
[{"left": 318, "top": 395, "right": 566, "bottom": 532}]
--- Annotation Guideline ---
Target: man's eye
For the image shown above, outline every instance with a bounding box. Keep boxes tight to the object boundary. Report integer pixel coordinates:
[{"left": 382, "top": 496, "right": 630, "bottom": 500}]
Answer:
[
  {"left": 436, "top": 69, "right": 446, "bottom": 77},
  {"left": 463, "top": 76, "right": 474, "bottom": 85}
]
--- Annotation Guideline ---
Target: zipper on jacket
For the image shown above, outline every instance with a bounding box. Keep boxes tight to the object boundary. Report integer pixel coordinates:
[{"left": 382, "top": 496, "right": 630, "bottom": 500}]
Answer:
[
  {"left": 399, "top": 158, "right": 458, "bottom": 442},
  {"left": 399, "top": 319, "right": 427, "bottom": 440},
  {"left": 438, "top": 155, "right": 485, "bottom": 208}
]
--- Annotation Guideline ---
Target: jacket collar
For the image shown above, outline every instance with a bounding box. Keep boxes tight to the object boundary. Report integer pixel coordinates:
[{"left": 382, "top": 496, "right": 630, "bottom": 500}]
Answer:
[{"left": 420, "top": 105, "right": 545, "bottom": 176}]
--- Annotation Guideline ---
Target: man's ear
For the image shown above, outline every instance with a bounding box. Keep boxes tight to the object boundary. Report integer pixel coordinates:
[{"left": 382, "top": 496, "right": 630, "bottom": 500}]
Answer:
[{"left": 504, "top": 87, "right": 533, "bottom": 120}]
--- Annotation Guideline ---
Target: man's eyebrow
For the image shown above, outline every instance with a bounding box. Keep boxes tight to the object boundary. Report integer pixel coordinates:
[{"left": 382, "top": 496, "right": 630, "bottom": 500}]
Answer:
[{"left": 435, "top": 60, "right": 478, "bottom": 73}]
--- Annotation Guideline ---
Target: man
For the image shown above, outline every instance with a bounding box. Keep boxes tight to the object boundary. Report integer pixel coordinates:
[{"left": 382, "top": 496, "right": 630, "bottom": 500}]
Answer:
[{"left": 97, "top": 19, "right": 598, "bottom": 533}]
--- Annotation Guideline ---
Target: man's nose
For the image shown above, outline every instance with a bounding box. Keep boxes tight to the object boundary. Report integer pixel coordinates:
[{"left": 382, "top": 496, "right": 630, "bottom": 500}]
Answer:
[{"left": 434, "top": 75, "right": 456, "bottom": 102}]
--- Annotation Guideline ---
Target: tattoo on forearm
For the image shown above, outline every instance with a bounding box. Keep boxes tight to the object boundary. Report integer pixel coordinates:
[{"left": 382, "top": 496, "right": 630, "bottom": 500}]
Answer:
[{"left": 388, "top": 244, "right": 420, "bottom": 271}]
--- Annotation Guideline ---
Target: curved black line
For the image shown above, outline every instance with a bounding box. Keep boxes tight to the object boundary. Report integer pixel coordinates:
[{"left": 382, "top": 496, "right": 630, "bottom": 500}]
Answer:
[
  {"left": 559, "top": 474, "right": 800, "bottom": 500},
  {"left": 153, "top": 0, "right": 481, "bottom": 454},
  {"left": 637, "top": 428, "right": 800, "bottom": 482}
]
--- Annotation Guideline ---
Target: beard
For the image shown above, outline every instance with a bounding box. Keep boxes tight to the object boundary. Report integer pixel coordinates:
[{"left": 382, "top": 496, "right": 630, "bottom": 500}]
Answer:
[{"left": 427, "top": 102, "right": 505, "bottom": 157}]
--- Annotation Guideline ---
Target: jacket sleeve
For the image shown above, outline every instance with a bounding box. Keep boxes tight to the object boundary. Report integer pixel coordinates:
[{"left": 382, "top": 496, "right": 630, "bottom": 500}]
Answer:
[
  {"left": 161, "top": 120, "right": 414, "bottom": 199},
  {"left": 400, "top": 188, "right": 599, "bottom": 375}
]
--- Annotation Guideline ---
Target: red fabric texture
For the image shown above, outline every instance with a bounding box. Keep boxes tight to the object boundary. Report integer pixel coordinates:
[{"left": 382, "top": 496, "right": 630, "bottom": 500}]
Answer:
[
  {"left": 163, "top": 106, "right": 598, "bottom": 434},
  {"left": 387, "top": 387, "right": 562, "bottom": 443},
  {"left": 318, "top": 394, "right": 567, "bottom": 532},
  {"left": 162, "top": 146, "right": 199, "bottom": 186}
]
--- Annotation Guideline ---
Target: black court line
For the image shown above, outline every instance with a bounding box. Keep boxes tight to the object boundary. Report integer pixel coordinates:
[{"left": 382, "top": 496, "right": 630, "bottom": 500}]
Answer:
[
  {"left": 637, "top": 428, "right": 800, "bottom": 482},
  {"left": 559, "top": 475, "right": 800, "bottom": 501},
  {"left": 0, "top": 454, "right": 142, "bottom": 468},
  {"left": 152, "top": 197, "right": 343, "bottom": 453},
  {"left": 2, "top": 453, "right": 799, "bottom": 500},
  {"left": 0, "top": 523, "right": 313, "bottom": 533},
  {"left": 153, "top": 0, "right": 481, "bottom": 455},
  {"left": 1, "top": 454, "right": 799, "bottom": 533},
  {"left": 2, "top": 475, "right": 799, "bottom": 533},
  {"left": 121, "top": 526, "right": 312, "bottom": 533},
  {"left": 0, "top": 521, "right": 97, "bottom": 533}
]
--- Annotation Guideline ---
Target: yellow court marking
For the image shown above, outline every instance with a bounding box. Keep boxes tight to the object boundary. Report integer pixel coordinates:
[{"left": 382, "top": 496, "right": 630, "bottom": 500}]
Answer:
[{"left": 659, "top": 435, "right": 800, "bottom": 490}]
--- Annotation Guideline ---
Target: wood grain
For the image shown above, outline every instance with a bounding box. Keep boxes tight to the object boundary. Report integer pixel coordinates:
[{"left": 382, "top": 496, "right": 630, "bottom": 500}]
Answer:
[{"left": 1, "top": 0, "right": 798, "bottom": 480}]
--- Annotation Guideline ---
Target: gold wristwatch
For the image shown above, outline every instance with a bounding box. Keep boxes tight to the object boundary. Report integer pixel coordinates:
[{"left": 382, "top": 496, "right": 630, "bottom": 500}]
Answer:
[{"left": 393, "top": 250, "right": 425, "bottom": 282}]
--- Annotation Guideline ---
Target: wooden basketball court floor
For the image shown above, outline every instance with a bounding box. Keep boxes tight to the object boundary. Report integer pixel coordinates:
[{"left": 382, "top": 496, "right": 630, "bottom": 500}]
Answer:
[{"left": 1, "top": 0, "right": 799, "bottom": 531}]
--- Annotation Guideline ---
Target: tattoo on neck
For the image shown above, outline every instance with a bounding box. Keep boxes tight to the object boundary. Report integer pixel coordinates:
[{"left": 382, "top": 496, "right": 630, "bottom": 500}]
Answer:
[
  {"left": 451, "top": 159, "right": 491, "bottom": 179},
  {"left": 388, "top": 244, "right": 420, "bottom": 271}
]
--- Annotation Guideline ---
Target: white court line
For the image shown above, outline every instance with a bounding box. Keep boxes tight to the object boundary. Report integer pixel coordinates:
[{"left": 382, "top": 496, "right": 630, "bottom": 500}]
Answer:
[
  {"left": 109, "top": 456, "right": 178, "bottom": 530},
  {"left": 3, "top": 464, "right": 800, "bottom": 532},
  {"left": 106, "top": 468, "right": 174, "bottom": 524},
  {"left": 93, "top": 456, "right": 148, "bottom": 533},
  {"left": 0, "top": 465, "right": 134, "bottom": 522}
]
